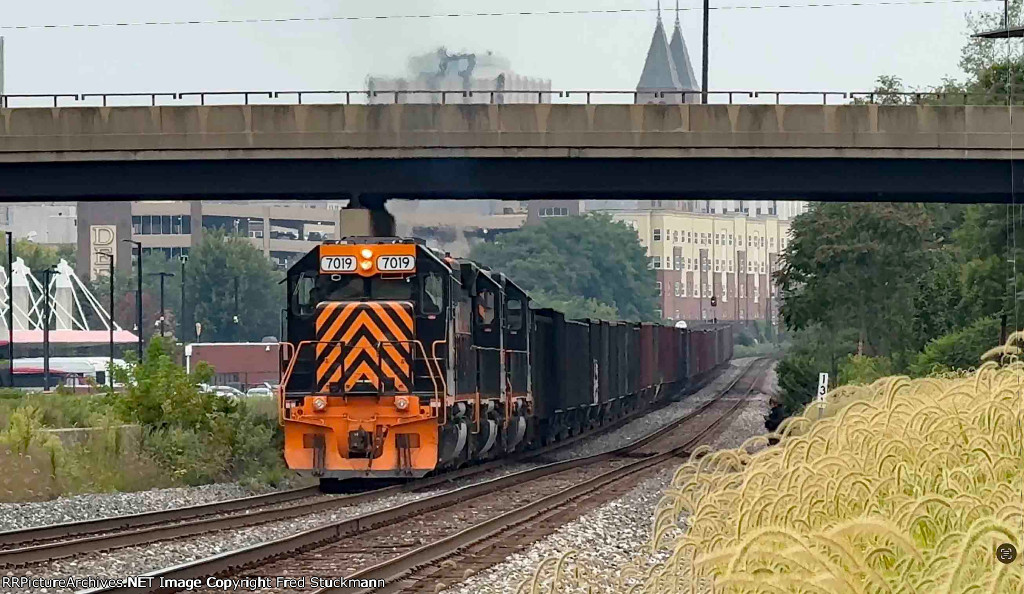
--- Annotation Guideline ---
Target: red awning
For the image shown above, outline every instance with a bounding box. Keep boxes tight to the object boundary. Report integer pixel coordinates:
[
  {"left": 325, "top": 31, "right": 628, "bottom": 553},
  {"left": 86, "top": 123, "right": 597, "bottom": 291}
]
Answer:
[{"left": 0, "top": 330, "right": 140, "bottom": 346}]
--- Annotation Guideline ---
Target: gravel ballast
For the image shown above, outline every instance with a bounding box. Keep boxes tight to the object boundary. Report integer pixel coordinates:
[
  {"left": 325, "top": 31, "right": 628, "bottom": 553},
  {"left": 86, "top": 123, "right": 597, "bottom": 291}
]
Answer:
[
  {"left": 1, "top": 360, "right": 760, "bottom": 593},
  {"left": 0, "top": 483, "right": 272, "bottom": 533},
  {"left": 441, "top": 361, "right": 775, "bottom": 594}
]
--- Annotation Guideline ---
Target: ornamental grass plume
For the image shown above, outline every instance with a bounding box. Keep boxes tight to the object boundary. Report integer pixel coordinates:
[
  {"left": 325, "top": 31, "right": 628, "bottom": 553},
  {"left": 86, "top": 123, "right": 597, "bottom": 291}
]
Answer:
[{"left": 521, "top": 347, "right": 1024, "bottom": 593}]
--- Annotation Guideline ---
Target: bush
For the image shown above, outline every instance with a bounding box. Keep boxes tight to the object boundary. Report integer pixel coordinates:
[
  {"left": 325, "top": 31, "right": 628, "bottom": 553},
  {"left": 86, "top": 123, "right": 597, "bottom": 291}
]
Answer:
[
  {"left": 909, "top": 316, "right": 1001, "bottom": 375},
  {"left": 838, "top": 354, "right": 894, "bottom": 385},
  {"left": 111, "top": 338, "right": 288, "bottom": 488}
]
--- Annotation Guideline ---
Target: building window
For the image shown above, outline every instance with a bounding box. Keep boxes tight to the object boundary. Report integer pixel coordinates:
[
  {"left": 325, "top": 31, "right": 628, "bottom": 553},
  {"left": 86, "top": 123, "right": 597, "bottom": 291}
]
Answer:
[
  {"left": 673, "top": 230, "right": 679, "bottom": 242},
  {"left": 539, "top": 207, "right": 569, "bottom": 217},
  {"left": 748, "top": 262, "right": 752, "bottom": 272},
  {"left": 656, "top": 282, "right": 662, "bottom": 296},
  {"left": 687, "top": 232, "right": 692, "bottom": 243},
  {"left": 756, "top": 207, "right": 762, "bottom": 215},
  {"left": 729, "top": 234, "right": 733, "bottom": 245},
  {"left": 715, "top": 259, "right": 721, "bottom": 272},
  {"left": 681, "top": 281, "right": 687, "bottom": 297},
  {"left": 653, "top": 228, "right": 662, "bottom": 241},
  {"left": 666, "top": 256, "right": 671, "bottom": 268},
  {"left": 653, "top": 259, "right": 661, "bottom": 269},
  {"left": 133, "top": 214, "right": 191, "bottom": 236},
  {"left": 770, "top": 237, "right": 775, "bottom": 247},
  {"left": 728, "top": 260, "right": 734, "bottom": 272},
  {"left": 655, "top": 309, "right": 663, "bottom": 319},
  {"left": 761, "top": 262, "right": 766, "bottom": 273},
  {"left": 674, "top": 282, "right": 680, "bottom": 296}
]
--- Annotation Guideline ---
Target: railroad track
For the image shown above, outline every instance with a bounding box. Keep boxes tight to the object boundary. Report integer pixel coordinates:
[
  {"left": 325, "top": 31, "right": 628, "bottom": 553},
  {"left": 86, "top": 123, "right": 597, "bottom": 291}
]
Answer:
[
  {"left": 0, "top": 362, "right": 740, "bottom": 571},
  {"left": 80, "top": 358, "right": 766, "bottom": 594}
]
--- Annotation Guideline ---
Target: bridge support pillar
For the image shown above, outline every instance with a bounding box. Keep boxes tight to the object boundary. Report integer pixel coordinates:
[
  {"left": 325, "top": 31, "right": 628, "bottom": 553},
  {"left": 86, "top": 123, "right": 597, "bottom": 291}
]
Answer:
[{"left": 338, "top": 195, "right": 395, "bottom": 238}]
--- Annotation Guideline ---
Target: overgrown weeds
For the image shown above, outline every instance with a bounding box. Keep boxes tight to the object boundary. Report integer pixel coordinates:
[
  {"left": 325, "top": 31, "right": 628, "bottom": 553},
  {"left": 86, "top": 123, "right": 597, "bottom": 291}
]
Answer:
[{"left": 524, "top": 335, "right": 1024, "bottom": 592}]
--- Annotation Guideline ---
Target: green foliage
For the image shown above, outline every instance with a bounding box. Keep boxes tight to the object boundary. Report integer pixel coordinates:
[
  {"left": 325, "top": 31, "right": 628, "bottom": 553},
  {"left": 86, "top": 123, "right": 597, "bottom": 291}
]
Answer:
[
  {"left": 778, "top": 203, "right": 951, "bottom": 358},
  {"left": 470, "top": 214, "right": 658, "bottom": 321},
  {"left": 838, "top": 354, "right": 894, "bottom": 386},
  {"left": 188, "top": 229, "right": 285, "bottom": 341},
  {"left": 109, "top": 338, "right": 287, "bottom": 486},
  {"left": 910, "top": 316, "right": 1002, "bottom": 375},
  {"left": 111, "top": 338, "right": 217, "bottom": 429}
]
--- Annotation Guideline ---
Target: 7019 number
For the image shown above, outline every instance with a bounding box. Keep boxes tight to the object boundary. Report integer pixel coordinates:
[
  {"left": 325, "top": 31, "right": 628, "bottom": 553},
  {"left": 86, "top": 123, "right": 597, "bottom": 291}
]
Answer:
[{"left": 377, "top": 255, "right": 414, "bottom": 272}]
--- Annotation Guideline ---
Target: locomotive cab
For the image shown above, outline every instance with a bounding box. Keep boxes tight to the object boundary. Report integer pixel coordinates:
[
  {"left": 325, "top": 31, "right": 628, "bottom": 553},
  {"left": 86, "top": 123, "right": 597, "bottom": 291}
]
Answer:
[{"left": 281, "top": 238, "right": 452, "bottom": 479}]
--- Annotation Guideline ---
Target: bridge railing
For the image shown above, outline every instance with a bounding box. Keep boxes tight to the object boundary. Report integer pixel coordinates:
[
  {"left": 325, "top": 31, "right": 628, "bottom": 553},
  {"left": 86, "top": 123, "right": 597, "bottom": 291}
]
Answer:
[{"left": 1, "top": 89, "right": 1023, "bottom": 109}]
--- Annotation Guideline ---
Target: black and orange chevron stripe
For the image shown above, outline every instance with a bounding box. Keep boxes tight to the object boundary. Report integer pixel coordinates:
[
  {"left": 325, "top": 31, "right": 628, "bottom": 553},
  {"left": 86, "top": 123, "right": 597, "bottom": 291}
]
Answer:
[{"left": 315, "top": 301, "right": 415, "bottom": 394}]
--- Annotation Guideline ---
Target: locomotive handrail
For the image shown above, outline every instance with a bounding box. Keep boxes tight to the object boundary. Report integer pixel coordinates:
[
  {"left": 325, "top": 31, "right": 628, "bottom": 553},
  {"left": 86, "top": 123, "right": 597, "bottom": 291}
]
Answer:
[
  {"left": 373, "top": 338, "right": 444, "bottom": 406},
  {"left": 276, "top": 341, "right": 300, "bottom": 425}
]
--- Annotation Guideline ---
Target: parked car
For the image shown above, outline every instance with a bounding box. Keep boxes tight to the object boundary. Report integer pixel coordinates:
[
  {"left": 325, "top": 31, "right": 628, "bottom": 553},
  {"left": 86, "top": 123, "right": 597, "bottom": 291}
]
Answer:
[{"left": 246, "top": 386, "right": 273, "bottom": 398}]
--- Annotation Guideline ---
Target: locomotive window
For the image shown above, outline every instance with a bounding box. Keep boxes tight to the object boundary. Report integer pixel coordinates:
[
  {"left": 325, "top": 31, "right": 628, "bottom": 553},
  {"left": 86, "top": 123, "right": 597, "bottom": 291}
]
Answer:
[
  {"left": 321, "top": 275, "right": 363, "bottom": 300},
  {"left": 422, "top": 273, "right": 443, "bottom": 315},
  {"left": 476, "top": 291, "right": 495, "bottom": 326},
  {"left": 507, "top": 299, "right": 523, "bottom": 331},
  {"left": 293, "top": 273, "right": 316, "bottom": 316},
  {"left": 374, "top": 277, "right": 413, "bottom": 300}
]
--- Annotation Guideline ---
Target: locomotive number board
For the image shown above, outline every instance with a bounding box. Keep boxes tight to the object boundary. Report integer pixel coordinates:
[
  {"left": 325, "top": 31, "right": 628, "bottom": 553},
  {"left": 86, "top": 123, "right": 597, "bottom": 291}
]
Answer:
[{"left": 320, "top": 244, "right": 417, "bottom": 276}]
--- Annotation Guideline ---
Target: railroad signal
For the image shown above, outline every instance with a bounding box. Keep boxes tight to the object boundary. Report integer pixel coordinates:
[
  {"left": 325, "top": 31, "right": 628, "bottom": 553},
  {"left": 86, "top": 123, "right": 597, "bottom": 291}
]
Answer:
[{"left": 710, "top": 295, "right": 718, "bottom": 307}]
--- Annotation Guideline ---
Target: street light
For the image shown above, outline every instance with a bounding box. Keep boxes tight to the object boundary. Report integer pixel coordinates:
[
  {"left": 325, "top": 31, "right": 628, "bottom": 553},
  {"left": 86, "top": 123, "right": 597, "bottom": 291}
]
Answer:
[
  {"left": 148, "top": 272, "right": 175, "bottom": 337},
  {"left": 122, "top": 239, "right": 143, "bottom": 359},
  {"left": 179, "top": 254, "right": 188, "bottom": 341}
]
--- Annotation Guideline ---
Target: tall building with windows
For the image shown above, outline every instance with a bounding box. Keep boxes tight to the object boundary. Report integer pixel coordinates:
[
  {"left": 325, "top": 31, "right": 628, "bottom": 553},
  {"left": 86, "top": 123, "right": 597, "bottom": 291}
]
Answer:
[
  {"left": 77, "top": 201, "right": 339, "bottom": 281},
  {"left": 609, "top": 207, "right": 792, "bottom": 324}
]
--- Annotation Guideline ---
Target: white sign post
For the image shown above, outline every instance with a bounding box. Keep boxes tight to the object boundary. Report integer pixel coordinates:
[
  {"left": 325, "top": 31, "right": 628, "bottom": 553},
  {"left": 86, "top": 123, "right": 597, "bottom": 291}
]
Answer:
[{"left": 817, "top": 372, "right": 829, "bottom": 413}]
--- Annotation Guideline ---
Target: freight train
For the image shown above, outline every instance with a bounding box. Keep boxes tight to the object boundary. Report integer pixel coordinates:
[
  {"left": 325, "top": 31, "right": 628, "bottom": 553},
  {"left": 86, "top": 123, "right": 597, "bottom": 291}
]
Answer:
[{"left": 279, "top": 237, "right": 733, "bottom": 482}]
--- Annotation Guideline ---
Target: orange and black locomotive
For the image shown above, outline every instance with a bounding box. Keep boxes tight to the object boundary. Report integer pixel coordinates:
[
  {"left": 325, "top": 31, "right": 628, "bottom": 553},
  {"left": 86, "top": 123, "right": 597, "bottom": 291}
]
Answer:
[{"left": 280, "top": 237, "right": 733, "bottom": 483}]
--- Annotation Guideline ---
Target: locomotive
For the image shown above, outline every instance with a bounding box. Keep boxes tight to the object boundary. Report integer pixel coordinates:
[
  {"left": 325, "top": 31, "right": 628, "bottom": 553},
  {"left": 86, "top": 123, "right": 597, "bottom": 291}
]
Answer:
[{"left": 279, "top": 237, "right": 733, "bottom": 481}]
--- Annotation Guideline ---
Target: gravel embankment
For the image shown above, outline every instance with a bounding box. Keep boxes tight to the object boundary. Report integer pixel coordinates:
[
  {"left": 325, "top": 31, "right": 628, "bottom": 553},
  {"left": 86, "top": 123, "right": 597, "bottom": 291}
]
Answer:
[
  {"left": 0, "top": 360, "right": 761, "bottom": 593},
  {"left": 442, "top": 361, "right": 775, "bottom": 594},
  {"left": 0, "top": 483, "right": 272, "bottom": 533}
]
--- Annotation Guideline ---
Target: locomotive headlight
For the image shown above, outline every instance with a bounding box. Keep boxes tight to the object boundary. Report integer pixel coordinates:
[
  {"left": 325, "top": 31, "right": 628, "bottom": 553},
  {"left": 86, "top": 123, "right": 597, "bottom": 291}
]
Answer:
[
  {"left": 360, "top": 260, "right": 373, "bottom": 271},
  {"left": 394, "top": 396, "right": 410, "bottom": 411},
  {"left": 360, "top": 249, "right": 373, "bottom": 259},
  {"left": 313, "top": 397, "right": 327, "bottom": 412}
]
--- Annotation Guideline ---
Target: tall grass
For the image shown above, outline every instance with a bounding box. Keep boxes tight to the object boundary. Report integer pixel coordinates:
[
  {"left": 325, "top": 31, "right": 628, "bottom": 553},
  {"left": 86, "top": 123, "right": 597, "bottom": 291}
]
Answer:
[{"left": 524, "top": 336, "right": 1024, "bottom": 593}]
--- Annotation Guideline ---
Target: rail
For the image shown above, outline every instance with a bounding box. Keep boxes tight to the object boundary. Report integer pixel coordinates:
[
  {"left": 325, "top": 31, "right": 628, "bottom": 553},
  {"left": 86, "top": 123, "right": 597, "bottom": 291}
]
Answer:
[
  {"left": 3, "top": 89, "right": 1024, "bottom": 108},
  {"left": 79, "top": 358, "right": 763, "bottom": 594}
]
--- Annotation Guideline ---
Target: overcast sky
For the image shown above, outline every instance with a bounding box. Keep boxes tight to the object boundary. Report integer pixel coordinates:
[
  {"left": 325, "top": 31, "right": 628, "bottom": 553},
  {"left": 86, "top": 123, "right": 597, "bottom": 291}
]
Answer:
[{"left": 0, "top": 0, "right": 1009, "bottom": 97}]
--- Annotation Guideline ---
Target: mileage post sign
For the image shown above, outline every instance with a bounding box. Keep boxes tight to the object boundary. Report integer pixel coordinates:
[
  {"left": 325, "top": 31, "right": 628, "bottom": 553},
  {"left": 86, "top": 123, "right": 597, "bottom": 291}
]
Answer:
[{"left": 319, "top": 243, "right": 416, "bottom": 277}]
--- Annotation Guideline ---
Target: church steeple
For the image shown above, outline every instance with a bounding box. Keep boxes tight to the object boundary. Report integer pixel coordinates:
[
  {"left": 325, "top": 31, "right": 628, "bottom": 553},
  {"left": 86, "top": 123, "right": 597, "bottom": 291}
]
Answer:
[
  {"left": 636, "top": 2, "right": 681, "bottom": 94},
  {"left": 669, "top": 0, "right": 700, "bottom": 95}
]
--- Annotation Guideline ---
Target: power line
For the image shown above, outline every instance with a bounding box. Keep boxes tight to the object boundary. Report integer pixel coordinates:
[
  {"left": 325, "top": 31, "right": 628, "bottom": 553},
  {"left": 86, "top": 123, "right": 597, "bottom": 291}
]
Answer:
[{"left": 0, "top": 0, "right": 1002, "bottom": 32}]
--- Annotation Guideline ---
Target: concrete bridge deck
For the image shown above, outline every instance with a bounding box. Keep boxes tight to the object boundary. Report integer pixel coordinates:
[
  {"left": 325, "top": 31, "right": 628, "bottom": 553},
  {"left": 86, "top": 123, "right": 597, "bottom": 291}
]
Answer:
[
  {"left": 0, "top": 103, "right": 1021, "bottom": 202},
  {"left": 0, "top": 103, "right": 1020, "bottom": 161}
]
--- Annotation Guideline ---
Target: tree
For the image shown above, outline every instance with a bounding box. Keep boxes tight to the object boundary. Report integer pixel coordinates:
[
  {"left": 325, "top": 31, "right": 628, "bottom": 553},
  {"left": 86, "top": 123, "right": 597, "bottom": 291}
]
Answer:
[
  {"left": 470, "top": 214, "right": 658, "bottom": 321},
  {"left": 777, "top": 203, "right": 948, "bottom": 358},
  {"left": 187, "top": 229, "right": 284, "bottom": 342}
]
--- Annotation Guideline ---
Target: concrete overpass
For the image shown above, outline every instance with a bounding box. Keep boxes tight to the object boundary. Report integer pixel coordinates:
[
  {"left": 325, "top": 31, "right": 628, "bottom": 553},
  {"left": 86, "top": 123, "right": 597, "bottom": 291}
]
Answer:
[{"left": 0, "top": 101, "right": 1022, "bottom": 202}]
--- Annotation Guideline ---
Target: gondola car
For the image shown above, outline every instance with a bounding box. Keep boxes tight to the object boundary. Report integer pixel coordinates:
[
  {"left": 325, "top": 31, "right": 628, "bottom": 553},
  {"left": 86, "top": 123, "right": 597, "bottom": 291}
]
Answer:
[{"left": 279, "top": 237, "right": 733, "bottom": 481}]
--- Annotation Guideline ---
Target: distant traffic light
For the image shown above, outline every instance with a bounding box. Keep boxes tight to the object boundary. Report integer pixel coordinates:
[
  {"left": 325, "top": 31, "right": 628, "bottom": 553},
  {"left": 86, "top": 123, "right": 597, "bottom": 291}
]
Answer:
[{"left": 710, "top": 295, "right": 718, "bottom": 307}]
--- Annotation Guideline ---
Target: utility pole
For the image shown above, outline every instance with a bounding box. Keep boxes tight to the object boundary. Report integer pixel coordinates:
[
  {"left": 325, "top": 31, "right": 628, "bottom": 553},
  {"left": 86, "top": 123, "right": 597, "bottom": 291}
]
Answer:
[
  {"left": 0, "top": 37, "right": 6, "bottom": 100},
  {"left": 233, "top": 276, "right": 240, "bottom": 341},
  {"left": 701, "top": 0, "right": 709, "bottom": 104},
  {"left": 179, "top": 255, "right": 188, "bottom": 341},
  {"left": 123, "top": 240, "right": 143, "bottom": 359},
  {"left": 148, "top": 272, "right": 175, "bottom": 337}
]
